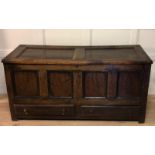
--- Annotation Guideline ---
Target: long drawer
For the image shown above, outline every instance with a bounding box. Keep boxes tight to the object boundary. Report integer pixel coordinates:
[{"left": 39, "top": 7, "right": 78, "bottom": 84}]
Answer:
[
  {"left": 14, "top": 104, "right": 75, "bottom": 120},
  {"left": 77, "top": 105, "right": 141, "bottom": 121},
  {"left": 14, "top": 104, "right": 141, "bottom": 121}
]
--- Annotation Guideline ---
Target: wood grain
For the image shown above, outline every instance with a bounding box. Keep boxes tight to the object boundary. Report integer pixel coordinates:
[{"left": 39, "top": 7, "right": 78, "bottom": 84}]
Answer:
[
  {"left": 2, "top": 45, "right": 153, "bottom": 65},
  {"left": 2, "top": 45, "right": 153, "bottom": 122},
  {"left": 107, "top": 70, "right": 118, "bottom": 98},
  {"left": 48, "top": 72, "right": 73, "bottom": 98},
  {"left": 84, "top": 72, "right": 107, "bottom": 97},
  {"left": 118, "top": 71, "right": 142, "bottom": 97},
  {"left": 13, "top": 71, "right": 39, "bottom": 97}
]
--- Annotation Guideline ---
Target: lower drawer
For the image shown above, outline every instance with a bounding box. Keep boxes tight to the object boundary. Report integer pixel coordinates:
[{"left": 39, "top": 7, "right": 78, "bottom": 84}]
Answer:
[
  {"left": 14, "top": 104, "right": 75, "bottom": 120},
  {"left": 78, "top": 105, "right": 141, "bottom": 121},
  {"left": 13, "top": 104, "right": 141, "bottom": 121}
]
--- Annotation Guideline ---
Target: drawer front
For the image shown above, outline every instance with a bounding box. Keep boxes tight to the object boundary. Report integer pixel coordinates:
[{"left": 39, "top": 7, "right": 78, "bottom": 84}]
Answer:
[
  {"left": 14, "top": 105, "right": 75, "bottom": 119},
  {"left": 78, "top": 105, "right": 141, "bottom": 120}
]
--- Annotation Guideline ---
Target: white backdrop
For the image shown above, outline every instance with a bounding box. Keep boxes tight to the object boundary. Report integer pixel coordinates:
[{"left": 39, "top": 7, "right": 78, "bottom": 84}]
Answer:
[{"left": 0, "top": 29, "right": 154, "bottom": 94}]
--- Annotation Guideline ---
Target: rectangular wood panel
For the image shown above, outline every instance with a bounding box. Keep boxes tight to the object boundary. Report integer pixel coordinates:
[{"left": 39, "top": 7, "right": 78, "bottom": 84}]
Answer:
[
  {"left": 85, "top": 48, "right": 138, "bottom": 60},
  {"left": 13, "top": 71, "right": 39, "bottom": 97},
  {"left": 19, "top": 48, "right": 74, "bottom": 59},
  {"left": 83, "top": 72, "right": 107, "bottom": 98},
  {"left": 48, "top": 72, "right": 73, "bottom": 98},
  {"left": 118, "top": 71, "right": 142, "bottom": 97}
]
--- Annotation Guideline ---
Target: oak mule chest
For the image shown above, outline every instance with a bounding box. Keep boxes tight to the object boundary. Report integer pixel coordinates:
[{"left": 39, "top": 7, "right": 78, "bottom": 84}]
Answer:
[{"left": 2, "top": 45, "right": 153, "bottom": 123}]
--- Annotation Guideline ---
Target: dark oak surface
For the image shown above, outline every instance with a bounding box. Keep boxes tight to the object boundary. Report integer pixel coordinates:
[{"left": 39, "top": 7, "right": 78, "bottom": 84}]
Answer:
[
  {"left": 48, "top": 72, "right": 73, "bottom": 98},
  {"left": 2, "top": 44, "right": 152, "bottom": 65},
  {"left": 2, "top": 45, "right": 153, "bottom": 122},
  {"left": 84, "top": 72, "right": 107, "bottom": 97}
]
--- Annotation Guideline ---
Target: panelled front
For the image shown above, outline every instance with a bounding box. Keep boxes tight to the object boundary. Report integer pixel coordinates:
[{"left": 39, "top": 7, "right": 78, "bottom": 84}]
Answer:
[
  {"left": 11, "top": 64, "right": 144, "bottom": 101},
  {"left": 8, "top": 64, "right": 145, "bottom": 120}
]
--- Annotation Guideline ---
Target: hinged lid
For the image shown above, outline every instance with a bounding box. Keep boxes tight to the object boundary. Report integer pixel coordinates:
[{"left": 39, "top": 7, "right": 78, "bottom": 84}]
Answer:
[{"left": 2, "top": 44, "right": 153, "bottom": 65}]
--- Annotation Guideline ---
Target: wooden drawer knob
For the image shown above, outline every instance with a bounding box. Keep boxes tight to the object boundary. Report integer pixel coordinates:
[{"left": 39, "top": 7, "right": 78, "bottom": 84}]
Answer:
[{"left": 24, "top": 108, "right": 28, "bottom": 115}]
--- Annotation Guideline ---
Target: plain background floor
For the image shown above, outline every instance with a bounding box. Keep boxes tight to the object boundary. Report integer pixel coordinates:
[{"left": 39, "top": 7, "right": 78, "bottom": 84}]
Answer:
[{"left": 0, "top": 95, "right": 155, "bottom": 126}]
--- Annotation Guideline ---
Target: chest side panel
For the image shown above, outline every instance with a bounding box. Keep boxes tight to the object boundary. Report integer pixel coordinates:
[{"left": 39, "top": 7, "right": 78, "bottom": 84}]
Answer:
[{"left": 118, "top": 71, "right": 142, "bottom": 97}]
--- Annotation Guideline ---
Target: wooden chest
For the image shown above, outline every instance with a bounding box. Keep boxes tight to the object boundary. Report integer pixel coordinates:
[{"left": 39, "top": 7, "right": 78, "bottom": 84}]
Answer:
[{"left": 2, "top": 45, "right": 153, "bottom": 123}]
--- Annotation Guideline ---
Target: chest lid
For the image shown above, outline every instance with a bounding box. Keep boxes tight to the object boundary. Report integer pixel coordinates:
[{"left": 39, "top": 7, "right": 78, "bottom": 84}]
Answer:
[{"left": 2, "top": 44, "right": 153, "bottom": 65}]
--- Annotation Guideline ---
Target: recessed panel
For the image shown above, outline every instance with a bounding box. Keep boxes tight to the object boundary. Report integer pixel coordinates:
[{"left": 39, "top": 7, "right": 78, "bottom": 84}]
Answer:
[
  {"left": 84, "top": 72, "right": 107, "bottom": 98},
  {"left": 48, "top": 72, "right": 73, "bottom": 98},
  {"left": 19, "top": 48, "right": 74, "bottom": 59},
  {"left": 13, "top": 71, "right": 39, "bottom": 97},
  {"left": 118, "top": 72, "right": 142, "bottom": 97},
  {"left": 85, "top": 48, "right": 137, "bottom": 60}
]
